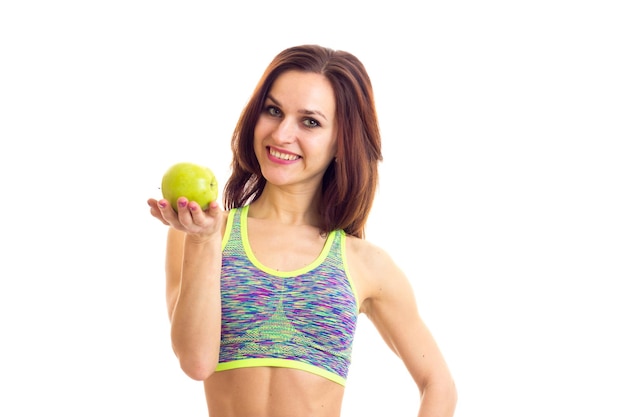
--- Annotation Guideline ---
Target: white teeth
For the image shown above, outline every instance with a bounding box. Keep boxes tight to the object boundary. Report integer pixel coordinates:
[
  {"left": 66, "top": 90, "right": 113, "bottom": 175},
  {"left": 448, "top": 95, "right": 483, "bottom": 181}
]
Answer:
[{"left": 269, "top": 148, "right": 299, "bottom": 161}]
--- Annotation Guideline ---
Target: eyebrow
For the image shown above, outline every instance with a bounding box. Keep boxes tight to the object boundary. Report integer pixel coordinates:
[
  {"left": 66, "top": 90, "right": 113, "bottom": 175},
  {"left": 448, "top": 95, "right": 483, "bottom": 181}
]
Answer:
[{"left": 266, "top": 94, "right": 329, "bottom": 121}]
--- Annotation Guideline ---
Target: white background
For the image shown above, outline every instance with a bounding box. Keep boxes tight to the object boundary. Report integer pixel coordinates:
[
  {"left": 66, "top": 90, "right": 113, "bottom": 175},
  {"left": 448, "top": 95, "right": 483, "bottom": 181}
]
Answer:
[{"left": 1, "top": 1, "right": 625, "bottom": 416}]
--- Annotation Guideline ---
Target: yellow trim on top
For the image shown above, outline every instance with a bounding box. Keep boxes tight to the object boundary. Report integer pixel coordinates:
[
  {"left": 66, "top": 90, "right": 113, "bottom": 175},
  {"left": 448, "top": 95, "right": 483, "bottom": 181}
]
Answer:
[
  {"left": 221, "top": 208, "right": 237, "bottom": 251},
  {"left": 215, "top": 358, "right": 347, "bottom": 386},
  {"left": 240, "top": 205, "right": 337, "bottom": 277},
  {"left": 339, "top": 230, "right": 361, "bottom": 314}
]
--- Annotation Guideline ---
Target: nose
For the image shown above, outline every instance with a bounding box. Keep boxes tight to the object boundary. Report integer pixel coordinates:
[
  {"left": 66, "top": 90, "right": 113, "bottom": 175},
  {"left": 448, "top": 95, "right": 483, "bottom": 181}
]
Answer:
[{"left": 271, "top": 118, "right": 297, "bottom": 144}]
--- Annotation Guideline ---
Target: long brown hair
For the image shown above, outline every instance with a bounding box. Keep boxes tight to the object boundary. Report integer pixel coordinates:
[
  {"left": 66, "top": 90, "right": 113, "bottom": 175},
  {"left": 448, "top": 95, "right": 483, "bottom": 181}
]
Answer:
[{"left": 223, "top": 44, "right": 382, "bottom": 238}]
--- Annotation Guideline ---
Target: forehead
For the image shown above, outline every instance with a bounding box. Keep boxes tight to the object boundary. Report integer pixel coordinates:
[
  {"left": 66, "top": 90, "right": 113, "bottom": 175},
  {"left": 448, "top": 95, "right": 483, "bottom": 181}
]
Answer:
[{"left": 268, "top": 70, "right": 336, "bottom": 118}]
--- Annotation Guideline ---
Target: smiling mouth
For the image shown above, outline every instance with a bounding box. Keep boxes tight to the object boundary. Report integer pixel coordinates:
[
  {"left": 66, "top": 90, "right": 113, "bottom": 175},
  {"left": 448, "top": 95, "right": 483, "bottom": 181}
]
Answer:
[{"left": 268, "top": 147, "right": 300, "bottom": 161}]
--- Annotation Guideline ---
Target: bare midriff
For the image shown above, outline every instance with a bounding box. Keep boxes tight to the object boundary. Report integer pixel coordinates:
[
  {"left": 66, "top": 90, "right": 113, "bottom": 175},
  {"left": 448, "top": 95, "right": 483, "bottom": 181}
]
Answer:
[{"left": 203, "top": 367, "right": 345, "bottom": 417}]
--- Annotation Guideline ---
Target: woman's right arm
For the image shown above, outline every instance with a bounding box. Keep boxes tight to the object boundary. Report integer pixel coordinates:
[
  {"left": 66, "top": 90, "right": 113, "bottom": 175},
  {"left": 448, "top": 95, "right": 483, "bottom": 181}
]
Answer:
[
  {"left": 151, "top": 197, "right": 224, "bottom": 381},
  {"left": 165, "top": 227, "right": 184, "bottom": 322}
]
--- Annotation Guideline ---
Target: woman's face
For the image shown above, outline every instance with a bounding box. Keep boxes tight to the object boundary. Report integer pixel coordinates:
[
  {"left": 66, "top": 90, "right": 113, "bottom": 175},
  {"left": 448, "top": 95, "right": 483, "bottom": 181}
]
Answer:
[{"left": 253, "top": 70, "right": 337, "bottom": 190}]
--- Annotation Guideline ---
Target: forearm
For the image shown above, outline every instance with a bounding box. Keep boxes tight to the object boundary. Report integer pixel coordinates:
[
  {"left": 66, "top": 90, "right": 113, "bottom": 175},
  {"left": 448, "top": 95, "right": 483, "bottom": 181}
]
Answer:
[{"left": 170, "top": 235, "right": 222, "bottom": 381}]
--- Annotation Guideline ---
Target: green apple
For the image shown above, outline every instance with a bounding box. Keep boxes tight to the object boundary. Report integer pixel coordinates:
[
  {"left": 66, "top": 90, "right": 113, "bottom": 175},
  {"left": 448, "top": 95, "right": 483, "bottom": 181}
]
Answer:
[{"left": 161, "top": 162, "right": 218, "bottom": 211}]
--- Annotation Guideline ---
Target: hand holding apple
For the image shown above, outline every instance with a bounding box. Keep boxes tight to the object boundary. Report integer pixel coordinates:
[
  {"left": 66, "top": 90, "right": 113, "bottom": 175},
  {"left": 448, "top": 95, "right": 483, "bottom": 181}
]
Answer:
[{"left": 161, "top": 162, "right": 218, "bottom": 211}]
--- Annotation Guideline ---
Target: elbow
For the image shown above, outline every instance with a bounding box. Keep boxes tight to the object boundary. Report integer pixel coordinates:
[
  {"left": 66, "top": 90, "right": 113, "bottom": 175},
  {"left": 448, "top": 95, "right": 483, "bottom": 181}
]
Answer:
[
  {"left": 419, "top": 373, "right": 458, "bottom": 415},
  {"left": 178, "top": 354, "right": 218, "bottom": 381},
  {"left": 436, "top": 376, "right": 458, "bottom": 414},
  {"left": 448, "top": 379, "right": 459, "bottom": 411},
  {"left": 180, "top": 359, "right": 216, "bottom": 381},
  {"left": 174, "top": 347, "right": 219, "bottom": 381}
]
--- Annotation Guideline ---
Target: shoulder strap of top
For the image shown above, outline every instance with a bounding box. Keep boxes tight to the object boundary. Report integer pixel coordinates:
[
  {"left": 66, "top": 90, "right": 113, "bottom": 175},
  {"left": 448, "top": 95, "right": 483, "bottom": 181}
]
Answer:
[{"left": 221, "top": 206, "right": 242, "bottom": 251}]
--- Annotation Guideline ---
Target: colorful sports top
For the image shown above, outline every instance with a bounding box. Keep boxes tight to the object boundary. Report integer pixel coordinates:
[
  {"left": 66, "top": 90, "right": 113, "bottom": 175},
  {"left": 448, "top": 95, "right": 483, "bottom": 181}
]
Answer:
[{"left": 215, "top": 205, "right": 359, "bottom": 386}]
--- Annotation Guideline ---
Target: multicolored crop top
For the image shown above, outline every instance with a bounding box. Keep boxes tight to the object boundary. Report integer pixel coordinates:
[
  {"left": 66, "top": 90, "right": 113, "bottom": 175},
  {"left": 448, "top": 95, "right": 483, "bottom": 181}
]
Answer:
[{"left": 215, "top": 206, "right": 360, "bottom": 386}]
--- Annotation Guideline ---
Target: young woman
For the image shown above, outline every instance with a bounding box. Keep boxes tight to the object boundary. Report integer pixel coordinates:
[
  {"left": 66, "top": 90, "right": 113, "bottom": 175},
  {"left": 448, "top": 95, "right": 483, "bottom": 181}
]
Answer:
[{"left": 148, "top": 44, "right": 457, "bottom": 417}]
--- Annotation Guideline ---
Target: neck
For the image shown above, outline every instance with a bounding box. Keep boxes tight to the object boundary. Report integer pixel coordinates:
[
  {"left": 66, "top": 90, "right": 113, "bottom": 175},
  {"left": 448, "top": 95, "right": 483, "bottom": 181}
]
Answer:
[{"left": 248, "top": 185, "right": 321, "bottom": 226}]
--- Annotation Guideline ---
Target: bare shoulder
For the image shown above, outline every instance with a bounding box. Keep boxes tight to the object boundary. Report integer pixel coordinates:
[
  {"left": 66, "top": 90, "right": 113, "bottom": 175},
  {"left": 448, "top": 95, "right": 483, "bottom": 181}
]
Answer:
[
  {"left": 344, "top": 235, "right": 396, "bottom": 275},
  {"left": 344, "top": 235, "right": 410, "bottom": 310}
]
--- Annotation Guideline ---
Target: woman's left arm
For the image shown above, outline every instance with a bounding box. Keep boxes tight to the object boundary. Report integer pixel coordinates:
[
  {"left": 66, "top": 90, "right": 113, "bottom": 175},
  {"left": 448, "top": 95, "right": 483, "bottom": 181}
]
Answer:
[{"left": 358, "top": 244, "right": 457, "bottom": 417}]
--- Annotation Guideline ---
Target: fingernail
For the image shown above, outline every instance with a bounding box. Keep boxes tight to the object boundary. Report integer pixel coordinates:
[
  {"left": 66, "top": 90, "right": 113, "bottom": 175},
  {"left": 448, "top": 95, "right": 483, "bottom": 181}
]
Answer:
[
  {"left": 178, "top": 200, "right": 187, "bottom": 208},
  {"left": 158, "top": 201, "right": 166, "bottom": 208}
]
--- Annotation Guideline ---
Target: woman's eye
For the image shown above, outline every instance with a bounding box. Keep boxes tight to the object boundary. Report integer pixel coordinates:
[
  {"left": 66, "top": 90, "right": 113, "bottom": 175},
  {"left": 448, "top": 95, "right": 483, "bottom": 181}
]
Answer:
[
  {"left": 267, "top": 106, "right": 281, "bottom": 117},
  {"left": 303, "top": 118, "right": 320, "bottom": 128}
]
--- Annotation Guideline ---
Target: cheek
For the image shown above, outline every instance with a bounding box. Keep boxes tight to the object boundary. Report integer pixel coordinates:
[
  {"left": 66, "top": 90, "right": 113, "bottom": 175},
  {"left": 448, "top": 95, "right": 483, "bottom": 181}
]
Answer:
[
  {"left": 253, "top": 123, "right": 265, "bottom": 149},
  {"left": 323, "top": 138, "right": 338, "bottom": 162},
  {"left": 330, "top": 139, "right": 338, "bottom": 158},
  {"left": 253, "top": 118, "right": 271, "bottom": 145},
  {"left": 307, "top": 142, "right": 336, "bottom": 167},
  {"left": 252, "top": 137, "right": 264, "bottom": 162}
]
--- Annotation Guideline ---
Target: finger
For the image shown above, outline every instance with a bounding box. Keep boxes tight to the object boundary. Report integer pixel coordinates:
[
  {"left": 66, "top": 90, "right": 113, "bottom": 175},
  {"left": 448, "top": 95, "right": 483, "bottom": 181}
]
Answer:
[
  {"left": 147, "top": 199, "right": 170, "bottom": 225},
  {"left": 206, "top": 200, "right": 220, "bottom": 214},
  {"left": 175, "top": 197, "right": 196, "bottom": 227},
  {"left": 187, "top": 200, "right": 209, "bottom": 225},
  {"left": 154, "top": 198, "right": 183, "bottom": 227}
]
